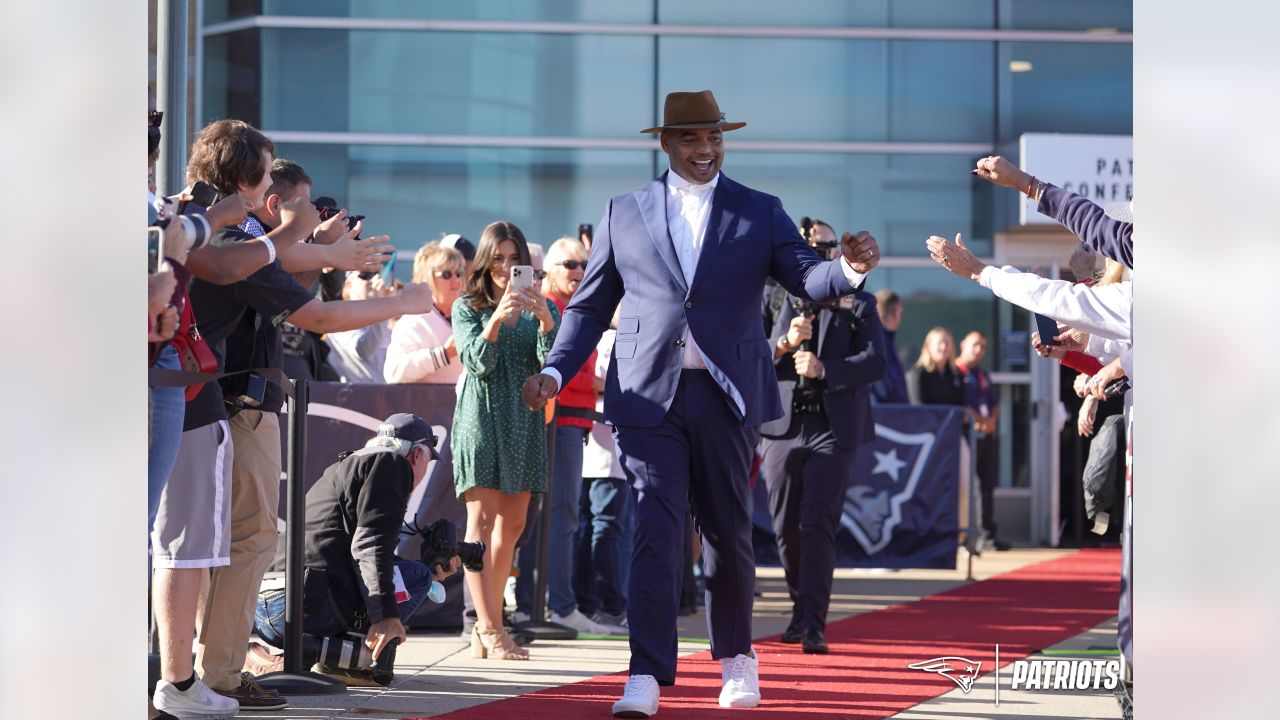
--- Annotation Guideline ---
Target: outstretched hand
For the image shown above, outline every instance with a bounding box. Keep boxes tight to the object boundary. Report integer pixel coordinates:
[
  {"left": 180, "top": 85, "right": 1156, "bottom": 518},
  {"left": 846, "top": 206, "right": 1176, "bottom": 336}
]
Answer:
[
  {"left": 521, "top": 373, "right": 559, "bottom": 411},
  {"left": 927, "top": 233, "right": 986, "bottom": 281}
]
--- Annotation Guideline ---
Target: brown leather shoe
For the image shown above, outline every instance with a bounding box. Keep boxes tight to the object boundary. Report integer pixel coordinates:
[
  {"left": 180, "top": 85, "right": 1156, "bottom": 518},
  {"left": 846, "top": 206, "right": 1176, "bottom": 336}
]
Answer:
[{"left": 214, "top": 673, "right": 289, "bottom": 711}]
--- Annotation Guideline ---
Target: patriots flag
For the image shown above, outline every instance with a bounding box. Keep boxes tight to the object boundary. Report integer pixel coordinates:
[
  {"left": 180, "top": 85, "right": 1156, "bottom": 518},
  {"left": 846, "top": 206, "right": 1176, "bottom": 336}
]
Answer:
[{"left": 837, "top": 404, "right": 963, "bottom": 569}]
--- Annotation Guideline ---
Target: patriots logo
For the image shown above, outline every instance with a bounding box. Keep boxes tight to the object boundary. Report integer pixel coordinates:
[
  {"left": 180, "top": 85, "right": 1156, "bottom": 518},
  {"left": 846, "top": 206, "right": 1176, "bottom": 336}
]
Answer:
[
  {"left": 907, "top": 656, "right": 983, "bottom": 693},
  {"left": 840, "top": 423, "right": 935, "bottom": 554}
]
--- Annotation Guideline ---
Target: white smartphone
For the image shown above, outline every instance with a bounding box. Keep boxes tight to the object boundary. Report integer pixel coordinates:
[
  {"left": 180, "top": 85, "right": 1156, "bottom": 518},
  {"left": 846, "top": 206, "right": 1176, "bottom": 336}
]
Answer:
[{"left": 510, "top": 265, "right": 534, "bottom": 293}]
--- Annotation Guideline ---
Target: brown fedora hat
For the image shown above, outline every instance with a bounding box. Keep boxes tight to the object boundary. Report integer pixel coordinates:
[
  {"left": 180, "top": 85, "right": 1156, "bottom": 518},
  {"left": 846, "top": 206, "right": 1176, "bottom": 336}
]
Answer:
[{"left": 640, "top": 90, "right": 747, "bottom": 134}]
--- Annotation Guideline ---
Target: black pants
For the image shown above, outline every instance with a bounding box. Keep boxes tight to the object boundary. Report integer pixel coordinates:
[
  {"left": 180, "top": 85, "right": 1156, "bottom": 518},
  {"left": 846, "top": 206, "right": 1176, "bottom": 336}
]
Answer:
[{"left": 761, "top": 412, "right": 857, "bottom": 633}]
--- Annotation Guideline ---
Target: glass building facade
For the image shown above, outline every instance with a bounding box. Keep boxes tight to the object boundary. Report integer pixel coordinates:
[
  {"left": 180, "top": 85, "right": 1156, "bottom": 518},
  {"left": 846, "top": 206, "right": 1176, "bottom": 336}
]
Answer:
[{"left": 198, "top": 0, "right": 1131, "bottom": 497}]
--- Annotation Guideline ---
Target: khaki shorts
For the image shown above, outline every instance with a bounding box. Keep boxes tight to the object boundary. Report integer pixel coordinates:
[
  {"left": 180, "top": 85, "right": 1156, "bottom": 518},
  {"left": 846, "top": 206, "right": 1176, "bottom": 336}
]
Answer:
[{"left": 151, "top": 420, "right": 234, "bottom": 569}]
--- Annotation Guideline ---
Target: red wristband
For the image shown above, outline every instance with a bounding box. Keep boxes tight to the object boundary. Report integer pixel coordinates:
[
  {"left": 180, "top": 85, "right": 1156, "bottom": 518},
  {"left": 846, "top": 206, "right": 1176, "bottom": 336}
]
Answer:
[{"left": 1026, "top": 175, "right": 1037, "bottom": 197}]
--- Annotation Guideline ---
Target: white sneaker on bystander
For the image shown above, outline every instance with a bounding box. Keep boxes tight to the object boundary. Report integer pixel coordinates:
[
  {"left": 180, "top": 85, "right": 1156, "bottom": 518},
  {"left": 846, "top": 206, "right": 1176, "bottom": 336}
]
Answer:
[{"left": 153, "top": 676, "right": 239, "bottom": 720}]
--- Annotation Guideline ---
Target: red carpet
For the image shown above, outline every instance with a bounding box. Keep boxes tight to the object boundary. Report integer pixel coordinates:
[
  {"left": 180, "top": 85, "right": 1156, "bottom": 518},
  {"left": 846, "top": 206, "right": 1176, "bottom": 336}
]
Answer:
[{"left": 417, "top": 549, "right": 1120, "bottom": 719}]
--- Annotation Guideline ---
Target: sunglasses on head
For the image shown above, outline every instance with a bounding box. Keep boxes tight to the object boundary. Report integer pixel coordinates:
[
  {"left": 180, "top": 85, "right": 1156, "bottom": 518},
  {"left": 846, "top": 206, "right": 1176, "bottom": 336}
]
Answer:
[
  {"left": 433, "top": 269, "right": 463, "bottom": 280},
  {"left": 149, "top": 110, "right": 163, "bottom": 128},
  {"left": 559, "top": 259, "right": 588, "bottom": 271}
]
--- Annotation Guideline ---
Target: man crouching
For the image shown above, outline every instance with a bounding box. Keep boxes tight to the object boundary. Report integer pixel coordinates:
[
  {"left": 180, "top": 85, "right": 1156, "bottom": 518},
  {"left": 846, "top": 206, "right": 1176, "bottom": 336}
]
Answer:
[{"left": 250, "top": 414, "right": 463, "bottom": 684}]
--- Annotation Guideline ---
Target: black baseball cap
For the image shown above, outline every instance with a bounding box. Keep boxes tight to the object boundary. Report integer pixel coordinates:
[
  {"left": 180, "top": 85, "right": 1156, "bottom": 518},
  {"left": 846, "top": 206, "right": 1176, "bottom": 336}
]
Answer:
[{"left": 376, "top": 413, "right": 438, "bottom": 458}]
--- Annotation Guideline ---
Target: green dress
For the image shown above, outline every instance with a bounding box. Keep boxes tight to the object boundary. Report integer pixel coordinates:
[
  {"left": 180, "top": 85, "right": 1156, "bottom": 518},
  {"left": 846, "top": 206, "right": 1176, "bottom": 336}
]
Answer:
[{"left": 450, "top": 295, "right": 559, "bottom": 498}]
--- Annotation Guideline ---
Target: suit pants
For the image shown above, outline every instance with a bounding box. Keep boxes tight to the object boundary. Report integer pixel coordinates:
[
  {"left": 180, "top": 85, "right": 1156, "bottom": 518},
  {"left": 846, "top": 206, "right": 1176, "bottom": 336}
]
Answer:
[
  {"left": 614, "top": 370, "right": 757, "bottom": 685},
  {"left": 196, "top": 410, "right": 281, "bottom": 691},
  {"left": 761, "top": 411, "right": 856, "bottom": 633}
]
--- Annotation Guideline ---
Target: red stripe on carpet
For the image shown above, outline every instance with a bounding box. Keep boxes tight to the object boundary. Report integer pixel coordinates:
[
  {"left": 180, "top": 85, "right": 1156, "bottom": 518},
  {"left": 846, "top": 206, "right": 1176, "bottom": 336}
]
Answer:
[{"left": 414, "top": 548, "right": 1120, "bottom": 719}]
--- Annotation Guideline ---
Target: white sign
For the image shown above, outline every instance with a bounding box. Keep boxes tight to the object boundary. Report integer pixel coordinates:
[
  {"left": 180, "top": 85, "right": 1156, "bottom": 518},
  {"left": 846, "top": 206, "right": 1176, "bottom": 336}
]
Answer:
[{"left": 1019, "top": 133, "right": 1132, "bottom": 225}]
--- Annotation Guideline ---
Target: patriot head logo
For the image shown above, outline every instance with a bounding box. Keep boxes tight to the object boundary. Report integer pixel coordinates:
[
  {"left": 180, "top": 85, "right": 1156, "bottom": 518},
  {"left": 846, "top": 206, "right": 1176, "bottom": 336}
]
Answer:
[
  {"left": 908, "top": 656, "right": 983, "bottom": 693},
  {"left": 840, "top": 423, "right": 935, "bottom": 554}
]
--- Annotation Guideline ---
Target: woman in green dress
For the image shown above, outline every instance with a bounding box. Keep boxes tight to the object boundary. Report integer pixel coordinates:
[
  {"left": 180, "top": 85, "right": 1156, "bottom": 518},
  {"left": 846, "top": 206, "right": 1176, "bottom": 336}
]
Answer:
[{"left": 451, "top": 220, "right": 558, "bottom": 660}]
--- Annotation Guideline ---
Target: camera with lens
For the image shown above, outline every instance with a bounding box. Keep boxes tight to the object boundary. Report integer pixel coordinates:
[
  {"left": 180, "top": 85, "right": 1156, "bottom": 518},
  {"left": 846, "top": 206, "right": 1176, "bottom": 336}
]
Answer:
[
  {"left": 313, "top": 195, "right": 388, "bottom": 280},
  {"left": 312, "top": 196, "right": 365, "bottom": 234},
  {"left": 414, "top": 519, "right": 486, "bottom": 573},
  {"left": 303, "top": 632, "right": 398, "bottom": 687}
]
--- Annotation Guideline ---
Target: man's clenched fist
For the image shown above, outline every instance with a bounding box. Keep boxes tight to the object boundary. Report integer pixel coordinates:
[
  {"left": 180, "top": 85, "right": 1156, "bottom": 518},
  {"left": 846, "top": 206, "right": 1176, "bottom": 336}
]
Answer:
[
  {"left": 840, "top": 230, "right": 880, "bottom": 274},
  {"left": 521, "top": 373, "right": 559, "bottom": 411}
]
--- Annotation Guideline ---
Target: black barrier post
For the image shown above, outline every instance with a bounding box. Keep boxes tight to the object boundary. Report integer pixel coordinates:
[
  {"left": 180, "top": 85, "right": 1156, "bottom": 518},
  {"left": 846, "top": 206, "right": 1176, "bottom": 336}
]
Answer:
[
  {"left": 257, "top": 378, "right": 346, "bottom": 695},
  {"left": 514, "top": 406, "right": 578, "bottom": 640},
  {"left": 964, "top": 420, "right": 982, "bottom": 581}
]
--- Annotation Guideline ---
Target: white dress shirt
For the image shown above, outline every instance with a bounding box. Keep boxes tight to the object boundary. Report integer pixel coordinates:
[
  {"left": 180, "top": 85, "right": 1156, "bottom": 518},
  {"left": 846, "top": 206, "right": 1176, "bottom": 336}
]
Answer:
[{"left": 665, "top": 167, "right": 718, "bottom": 370}]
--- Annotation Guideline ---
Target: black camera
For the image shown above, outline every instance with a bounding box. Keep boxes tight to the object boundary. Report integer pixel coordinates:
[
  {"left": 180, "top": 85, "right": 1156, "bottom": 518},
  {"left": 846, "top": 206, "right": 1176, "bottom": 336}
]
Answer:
[
  {"left": 415, "top": 519, "right": 486, "bottom": 573},
  {"left": 312, "top": 196, "right": 365, "bottom": 234}
]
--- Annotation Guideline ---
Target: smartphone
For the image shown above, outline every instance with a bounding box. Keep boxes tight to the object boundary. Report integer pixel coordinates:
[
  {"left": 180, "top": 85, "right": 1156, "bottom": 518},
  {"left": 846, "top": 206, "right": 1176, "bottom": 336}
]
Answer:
[
  {"left": 1033, "top": 313, "right": 1060, "bottom": 346},
  {"left": 510, "top": 265, "right": 534, "bottom": 293},
  {"left": 378, "top": 250, "right": 397, "bottom": 285},
  {"left": 148, "top": 226, "right": 162, "bottom": 273},
  {"left": 578, "top": 223, "right": 593, "bottom": 242},
  {"left": 179, "top": 180, "right": 218, "bottom": 215}
]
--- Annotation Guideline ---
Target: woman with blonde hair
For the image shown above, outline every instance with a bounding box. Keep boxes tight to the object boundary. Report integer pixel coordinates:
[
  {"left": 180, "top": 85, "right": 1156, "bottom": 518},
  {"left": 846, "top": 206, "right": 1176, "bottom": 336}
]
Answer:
[
  {"left": 450, "top": 221, "right": 559, "bottom": 660},
  {"left": 907, "top": 326, "right": 966, "bottom": 407},
  {"left": 383, "top": 244, "right": 467, "bottom": 384}
]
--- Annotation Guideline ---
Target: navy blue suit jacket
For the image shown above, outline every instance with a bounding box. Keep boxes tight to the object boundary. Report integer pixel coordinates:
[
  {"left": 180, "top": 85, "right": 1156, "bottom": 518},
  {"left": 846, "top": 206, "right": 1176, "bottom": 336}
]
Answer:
[
  {"left": 544, "top": 172, "right": 857, "bottom": 428},
  {"left": 761, "top": 291, "right": 887, "bottom": 449}
]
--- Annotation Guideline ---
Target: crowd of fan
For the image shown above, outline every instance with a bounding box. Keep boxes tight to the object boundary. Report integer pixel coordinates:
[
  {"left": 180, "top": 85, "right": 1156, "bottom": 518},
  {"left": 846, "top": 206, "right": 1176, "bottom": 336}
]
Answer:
[{"left": 146, "top": 102, "right": 1132, "bottom": 718}]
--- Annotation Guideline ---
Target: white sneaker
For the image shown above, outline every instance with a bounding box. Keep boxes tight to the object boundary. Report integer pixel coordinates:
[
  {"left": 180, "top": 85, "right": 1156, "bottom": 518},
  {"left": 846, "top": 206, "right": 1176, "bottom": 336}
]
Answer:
[
  {"left": 153, "top": 677, "right": 239, "bottom": 720},
  {"left": 510, "top": 610, "right": 531, "bottom": 624},
  {"left": 719, "top": 648, "right": 761, "bottom": 708},
  {"left": 550, "top": 608, "right": 614, "bottom": 635},
  {"left": 612, "top": 674, "right": 660, "bottom": 718}
]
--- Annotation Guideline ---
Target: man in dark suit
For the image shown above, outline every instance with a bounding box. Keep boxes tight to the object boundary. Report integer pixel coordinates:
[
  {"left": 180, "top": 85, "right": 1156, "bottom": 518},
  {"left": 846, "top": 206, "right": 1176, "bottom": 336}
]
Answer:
[
  {"left": 761, "top": 220, "right": 887, "bottom": 655},
  {"left": 522, "top": 91, "right": 880, "bottom": 717}
]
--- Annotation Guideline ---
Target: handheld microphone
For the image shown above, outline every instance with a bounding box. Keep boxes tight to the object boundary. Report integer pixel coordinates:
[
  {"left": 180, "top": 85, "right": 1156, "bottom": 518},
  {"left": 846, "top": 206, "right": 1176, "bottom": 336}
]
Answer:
[{"left": 799, "top": 216, "right": 813, "bottom": 241}]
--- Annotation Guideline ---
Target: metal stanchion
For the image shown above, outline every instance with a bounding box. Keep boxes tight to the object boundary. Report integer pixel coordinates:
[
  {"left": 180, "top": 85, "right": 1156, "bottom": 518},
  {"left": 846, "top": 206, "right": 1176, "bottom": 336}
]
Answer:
[
  {"left": 515, "top": 404, "right": 577, "bottom": 640},
  {"left": 257, "top": 379, "right": 346, "bottom": 694}
]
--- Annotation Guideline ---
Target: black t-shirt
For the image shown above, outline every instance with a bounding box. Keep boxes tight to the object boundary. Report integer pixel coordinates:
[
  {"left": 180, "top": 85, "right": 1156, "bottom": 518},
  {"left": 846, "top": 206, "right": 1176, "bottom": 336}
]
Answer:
[{"left": 183, "top": 223, "right": 315, "bottom": 430}]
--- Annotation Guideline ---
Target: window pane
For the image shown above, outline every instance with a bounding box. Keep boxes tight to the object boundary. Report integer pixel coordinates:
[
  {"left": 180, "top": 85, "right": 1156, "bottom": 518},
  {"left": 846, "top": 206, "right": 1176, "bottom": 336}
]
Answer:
[
  {"left": 271, "top": 143, "right": 655, "bottom": 261},
  {"left": 258, "top": 29, "right": 653, "bottom": 137},
  {"left": 721, "top": 152, "right": 991, "bottom": 256},
  {"left": 263, "top": 0, "right": 652, "bottom": 23},
  {"left": 659, "top": 0, "right": 994, "bottom": 29},
  {"left": 999, "top": 42, "right": 1133, "bottom": 141},
  {"left": 658, "top": 38, "right": 994, "bottom": 143},
  {"left": 1000, "top": 0, "right": 1132, "bottom": 32}
]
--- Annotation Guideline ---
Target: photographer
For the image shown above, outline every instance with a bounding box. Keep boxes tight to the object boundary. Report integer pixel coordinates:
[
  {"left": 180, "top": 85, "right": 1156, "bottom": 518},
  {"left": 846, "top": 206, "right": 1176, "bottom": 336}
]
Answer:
[
  {"left": 251, "top": 415, "right": 462, "bottom": 678},
  {"left": 760, "top": 219, "right": 887, "bottom": 654}
]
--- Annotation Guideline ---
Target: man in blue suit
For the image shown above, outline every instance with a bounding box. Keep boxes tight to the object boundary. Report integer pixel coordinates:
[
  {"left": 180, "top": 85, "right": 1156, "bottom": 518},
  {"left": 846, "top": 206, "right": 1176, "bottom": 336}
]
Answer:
[
  {"left": 761, "top": 219, "right": 887, "bottom": 656},
  {"left": 521, "top": 90, "right": 880, "bottom": 718}
]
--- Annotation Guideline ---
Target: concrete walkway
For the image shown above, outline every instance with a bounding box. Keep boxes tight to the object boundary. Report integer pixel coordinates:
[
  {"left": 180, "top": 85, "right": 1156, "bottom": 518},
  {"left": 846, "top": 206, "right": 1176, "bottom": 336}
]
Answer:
[{"left": 240, "top": 549, "right": 1123, "bottom": 720}]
